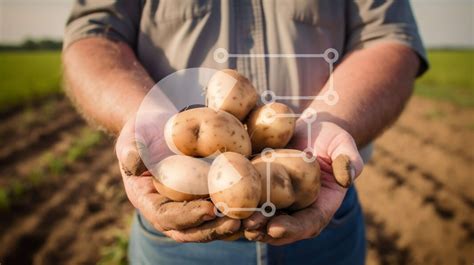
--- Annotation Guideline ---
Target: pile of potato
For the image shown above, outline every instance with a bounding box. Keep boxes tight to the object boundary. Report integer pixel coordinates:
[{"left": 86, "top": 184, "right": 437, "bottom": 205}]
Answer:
[{"left": 155, "top": 69, "right": 324, "bottom": 222}]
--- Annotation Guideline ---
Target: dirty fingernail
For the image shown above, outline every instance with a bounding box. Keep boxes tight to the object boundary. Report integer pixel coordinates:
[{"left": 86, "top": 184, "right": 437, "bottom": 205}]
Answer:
[{"left": 332, "top": 154, "right": 353, "bottom": 188}]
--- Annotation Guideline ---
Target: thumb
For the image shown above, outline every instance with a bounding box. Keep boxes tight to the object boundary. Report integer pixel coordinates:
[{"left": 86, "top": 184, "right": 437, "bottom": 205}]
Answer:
[
  {"left": 327, "top": 132, "right": 364, "bottom": 188},
  {"left": 313, "top": 122, "right": 364, "bottom": 188},
  {"left": 116, "top": 118, "right": 148, "bottom": 176}
]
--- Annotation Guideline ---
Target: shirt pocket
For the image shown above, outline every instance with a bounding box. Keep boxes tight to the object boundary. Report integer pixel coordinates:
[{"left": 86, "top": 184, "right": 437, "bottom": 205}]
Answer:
[
  {"left": 155, "top": 0, "right": 212, "bottom": 23},
  {"left": 276, "top": 0, "right": 337, "bottom": 27}
]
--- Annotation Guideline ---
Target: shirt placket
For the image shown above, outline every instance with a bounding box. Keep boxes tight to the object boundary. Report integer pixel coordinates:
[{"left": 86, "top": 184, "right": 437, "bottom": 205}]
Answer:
[{"left": 234, "top": 0, "right": 268, "bottom": 94}]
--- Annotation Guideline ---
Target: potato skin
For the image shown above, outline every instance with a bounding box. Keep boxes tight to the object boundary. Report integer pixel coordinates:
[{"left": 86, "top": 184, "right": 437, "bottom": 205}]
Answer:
[
  {"left": 164, "top": 107, "right": 251, "bottom": 157},
  {"left": 251, "top": 158, "right": 295, "bottom": 209},
  {"left": 208, "top": 152, "right": 262, "bottom": 219},
  {"left": 247, "top": 103, "right": 295, "bottom": 153},
  {"left": 206, "top": 69, "right": 258, "bottom": 121},
  {"left": 252, "top": 149, "right": 320, "bottom": 210},
  {"left": 152, "top": 155, "right": 210, "bottom": 201}
]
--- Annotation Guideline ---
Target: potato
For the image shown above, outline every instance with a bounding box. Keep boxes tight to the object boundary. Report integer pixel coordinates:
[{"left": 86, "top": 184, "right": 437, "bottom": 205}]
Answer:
[
  {"left": 152, "top": 155, "right": 210, "bottom": 201},
  {"left": 206, "top": 69, "right": 258, "bottom": 121},
  {"left": 246, "top": 103, "right": 295, "bottom": 153},
  {"left": 251, "top": 160, "right": 295, "bottom": 209},
  {"left": 251, "top": 149, "right": 320, "bottom": 210},
  {"left": 164, "top": 107, "right": 251, "bottom": 157},
  {"left": 208, "top": 152, "right": 262, "bottom": 219}
]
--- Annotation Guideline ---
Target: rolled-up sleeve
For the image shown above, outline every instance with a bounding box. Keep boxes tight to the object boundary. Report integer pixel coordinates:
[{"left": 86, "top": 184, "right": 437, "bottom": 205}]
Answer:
[
  {"left": 345, "top": 0, "right": 428, "bottom": 76},
  {"left": 64, "top": 0, "right": 142, "bottom": 49}
]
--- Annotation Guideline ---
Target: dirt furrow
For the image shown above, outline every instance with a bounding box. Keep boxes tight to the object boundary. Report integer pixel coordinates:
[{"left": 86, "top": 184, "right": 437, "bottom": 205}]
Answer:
[
  {"left": 356, "top": 164, "right": 474, "bottom": 265},
  {"left": 0, "top": 112, "right": 84, "bottom": 167},
  {"left": 364, "top": 212, "right": 411, "bottom": 265},
  {"left": 0, "top": 97, "right": 71, "bottom": 138},
  {"left": 395, "top": 97, "right": 474, "bottom": 160},
  {"left": 33, "top": 162, "right": 132, "bottom": 265},
  {"left": 369, "top": 148, "right": 474, "bottom": 236},
  {"left": 0, "top": 125, "right": 84, "bottom": 185},
  {"left": 0, "top": 145, "right": 116, "bottom": 265},
  {"left": 376, "top": 127, "right": 474, "bottom": 202},
  {"left": 392, "top": 124, "right": 474, "bottom": 163},
  {"left": 404, "top": 97, "right": 474, "bottom": 132}
]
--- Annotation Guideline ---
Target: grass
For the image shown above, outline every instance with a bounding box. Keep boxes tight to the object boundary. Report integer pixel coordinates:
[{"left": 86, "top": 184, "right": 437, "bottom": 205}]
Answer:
[
  {"left": 98, "top": 231, "right": 129, "bottom": 265},
  {"left": 66, "top": 130, "right": 103, "bottom": 163},
  {"left": 0, "top": 51, "right": 62, "bottom": 113},
  {"left": 415, "top": 50, "right": 474, "bottom": 107},
  {"left": 0, "top": 49, "right": 472, "bottom": 113}
]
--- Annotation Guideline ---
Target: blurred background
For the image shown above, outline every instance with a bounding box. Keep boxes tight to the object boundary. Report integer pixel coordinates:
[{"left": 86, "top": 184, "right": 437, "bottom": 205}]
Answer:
[{"left": 0, "top": 0, "right": 472, "bottom": 264}]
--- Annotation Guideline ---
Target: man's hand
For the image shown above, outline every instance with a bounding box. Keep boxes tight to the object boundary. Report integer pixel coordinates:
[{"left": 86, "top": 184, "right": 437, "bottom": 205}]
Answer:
[
  {"left": 116, "top": 115, "right": 240, "bottom": 243},
  {"left": 243, "top": 119, "right": 364, "bottom": 245}
]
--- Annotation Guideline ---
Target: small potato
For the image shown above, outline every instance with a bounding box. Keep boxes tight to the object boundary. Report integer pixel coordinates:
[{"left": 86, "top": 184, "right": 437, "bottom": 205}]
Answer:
[
  {"left": 164, "top": 107, "right": 251, "bottom": 157},
  {"left": 152, "top": 155, "right": 210, "bottom": 201},
  {"left": 246, "top": 103, "right": 295, "bottom": 153},
  {"left": 208, "top": 152, "right": 262, "bottom": 219},
  {"left": 206, "top": 69, "right": 258, "bottom": 121},
  {"left": 252, "top": 149, "right": 320, "bottom": 210}
]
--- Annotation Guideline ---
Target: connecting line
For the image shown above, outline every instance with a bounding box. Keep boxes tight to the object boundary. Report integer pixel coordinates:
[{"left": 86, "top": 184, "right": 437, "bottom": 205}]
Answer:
[
  {"left": 272, "top": 112, "right": 304, "bottom": 118},
  {"left": 266, "top": 162, "right": 271, "bottom": 203},
  {"left": 306, "top": 122, "right": 312, "bottom": 151},
  {"left": 228, "top": 53, "right": 326, "bottom": 58},
  {"left": 272, "top": 95, "right": 326, "bottom": 101}
]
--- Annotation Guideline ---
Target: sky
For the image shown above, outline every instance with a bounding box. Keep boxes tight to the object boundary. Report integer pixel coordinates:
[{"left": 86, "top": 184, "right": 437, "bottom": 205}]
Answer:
[{"left": 0, "top": 0, "right": 472, "bottom": 48}]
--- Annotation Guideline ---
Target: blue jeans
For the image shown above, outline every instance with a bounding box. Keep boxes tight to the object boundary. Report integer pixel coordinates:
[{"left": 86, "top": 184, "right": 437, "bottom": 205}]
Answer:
[{"left": 128, "top": 187, "right": 366, "bottom": 265}]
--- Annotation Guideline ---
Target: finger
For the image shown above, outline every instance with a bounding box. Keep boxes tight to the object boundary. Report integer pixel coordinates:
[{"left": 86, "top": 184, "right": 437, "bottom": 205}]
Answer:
[
  {"left": 156, "top": 200, "right": 216, "bottom": 231},
  {"left": 265, "top": 207, "right": 327, "bottom": 245},
  {"left": 165, "top": 217, "right": 241, "bottom": 243},
  {"left": 327, "top": 133, "right": 364, "bottom": 181},
  {"left": 119, "top": 169, "right": 217, "bottom": 231},
  {"left": 244, "top": 228, "right": 271, "bottom": 242},
  {"left": 222, "top": 230, "right": 244, "bottom": 241},
  {"left": 242, "top": 211, "right": 269, "bottom": 230},
  {"left": 266, "top": 215, "right": 303, "bottom": 239},
  {"left": 116, "top": 120, "right": 149, "bottom": 177}
]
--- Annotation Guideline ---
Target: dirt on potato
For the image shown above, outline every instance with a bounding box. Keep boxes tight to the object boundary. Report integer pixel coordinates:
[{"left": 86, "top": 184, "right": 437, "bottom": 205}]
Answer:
[{"left": 0, "top": 96, "right": 472, "bottom": 264}]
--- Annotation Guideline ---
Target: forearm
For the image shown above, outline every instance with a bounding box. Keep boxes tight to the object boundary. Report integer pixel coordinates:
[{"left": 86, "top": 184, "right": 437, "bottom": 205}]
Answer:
[
  {"left": 308, "top": 42, "right": 420, "bottom": 147},
  {"left": 62, "top": 37, "right": 154, "bottom": 135}
]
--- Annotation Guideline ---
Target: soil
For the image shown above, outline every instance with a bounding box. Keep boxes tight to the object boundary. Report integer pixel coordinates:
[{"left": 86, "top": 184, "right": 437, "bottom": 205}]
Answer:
[{"left": 0, "top": 96, "right": 472, "bottom": 265}]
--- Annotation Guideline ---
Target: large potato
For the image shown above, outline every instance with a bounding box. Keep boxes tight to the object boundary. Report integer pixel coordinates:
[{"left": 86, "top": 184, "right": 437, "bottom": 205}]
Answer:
[
  {"left": 164, "top": 107, "right": 251, "bottom": 157},
  {"left": 252, "top": 149, "right": 320, "bottom": 210},
  {"left": 246, "top": 103, "right": 295, "bottom": 153},
  {"left": 152, "top": 155, "right": 210, "bottom": 201},
  {"left": 206, "top": 69, "right": 258, "bottom": 121},
  {"left": 208, "top": 152, "right": 262, "bottom": 219}
]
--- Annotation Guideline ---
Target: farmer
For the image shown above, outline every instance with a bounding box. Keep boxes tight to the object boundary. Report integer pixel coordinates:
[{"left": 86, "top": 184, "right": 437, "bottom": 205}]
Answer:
[{"left": 63, "top": 1, "right": 427, "bottom": 264}]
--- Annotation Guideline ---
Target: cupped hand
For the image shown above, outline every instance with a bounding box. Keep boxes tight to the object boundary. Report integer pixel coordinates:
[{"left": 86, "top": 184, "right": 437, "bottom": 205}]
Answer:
[
  {"left": 243, "top": 120, "right": 364, "bottom": 245},
  {"left": 116, "top": 114, "right": 240, "bottom": 243}
]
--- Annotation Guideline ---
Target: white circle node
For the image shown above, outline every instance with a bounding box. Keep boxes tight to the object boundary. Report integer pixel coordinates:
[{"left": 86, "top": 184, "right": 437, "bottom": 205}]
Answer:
[
  {"left": 213, "top": 48, "right": 229, "bottom": 64},
  {"left": 261, "top": 148, "right": 276, "bottom": 162},
  {"left": 302, "top": 108, "right": 318, "bottom": 123},
  {"left": 261, "top": 90, "right": 276, "bottom": 104},
  {"left": 261, "top": 202, "right": 276, "bottom": 217},
  {"left": 214, "top": 202, "right": 228, "bottom": 217},
  {"left": 324, "top": 90, "right": 339, "bottom": 106},
  {"left": 323, "top": 48, "right": 339, "bottom": 64},
  {"left": 302, "top": 149, "right": 317, "bottom": 163}
]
